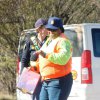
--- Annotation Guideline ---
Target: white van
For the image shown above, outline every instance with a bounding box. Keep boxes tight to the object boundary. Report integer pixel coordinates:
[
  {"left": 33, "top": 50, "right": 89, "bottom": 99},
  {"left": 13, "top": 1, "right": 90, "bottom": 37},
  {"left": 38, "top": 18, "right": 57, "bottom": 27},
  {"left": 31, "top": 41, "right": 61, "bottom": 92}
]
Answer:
[
  {"left": 17, "top": 23, "right": 100, "bottom": 100},
  {"left": 63, "top": 23, "right": 100, "bottom": 100}
]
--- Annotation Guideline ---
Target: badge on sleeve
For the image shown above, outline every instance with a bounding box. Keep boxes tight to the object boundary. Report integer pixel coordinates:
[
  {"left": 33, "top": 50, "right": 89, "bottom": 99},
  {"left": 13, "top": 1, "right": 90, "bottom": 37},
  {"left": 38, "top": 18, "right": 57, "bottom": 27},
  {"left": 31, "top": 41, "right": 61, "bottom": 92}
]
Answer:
[{"left": 31, "top": 45, "right": 35, "bottom": 49}]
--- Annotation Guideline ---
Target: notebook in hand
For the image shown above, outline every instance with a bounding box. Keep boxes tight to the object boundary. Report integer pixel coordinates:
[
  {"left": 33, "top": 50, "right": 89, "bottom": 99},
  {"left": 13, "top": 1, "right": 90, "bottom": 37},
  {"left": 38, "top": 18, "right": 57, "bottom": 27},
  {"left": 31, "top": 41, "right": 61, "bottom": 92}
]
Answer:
[{"left": 17, "top": 68, "right": 40, "bottom": 95}]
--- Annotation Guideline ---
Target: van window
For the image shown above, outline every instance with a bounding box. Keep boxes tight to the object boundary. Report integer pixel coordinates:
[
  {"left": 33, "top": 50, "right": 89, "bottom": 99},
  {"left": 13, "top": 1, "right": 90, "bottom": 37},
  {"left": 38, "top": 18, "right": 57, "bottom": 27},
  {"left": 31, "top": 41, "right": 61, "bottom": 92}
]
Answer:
[
  {"left": 18, "top": 30, "right": 36, "bottom": 61},
  {"left": 92, "top": 29, "right": 100, "bottom": 57},
  {"left": 64, "top": 29, "right": 83, "bottom": 57},
  {"left": 18, "top": 32, "right": 26, "bottom": 61}
]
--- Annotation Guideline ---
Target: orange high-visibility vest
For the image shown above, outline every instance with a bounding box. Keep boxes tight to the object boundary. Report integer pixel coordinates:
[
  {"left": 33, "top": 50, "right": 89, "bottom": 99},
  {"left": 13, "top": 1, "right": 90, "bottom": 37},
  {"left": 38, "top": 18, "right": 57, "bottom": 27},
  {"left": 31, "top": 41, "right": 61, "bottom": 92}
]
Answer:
[{"left": 38, "top": 33, "right": 72, "bottom": 80}]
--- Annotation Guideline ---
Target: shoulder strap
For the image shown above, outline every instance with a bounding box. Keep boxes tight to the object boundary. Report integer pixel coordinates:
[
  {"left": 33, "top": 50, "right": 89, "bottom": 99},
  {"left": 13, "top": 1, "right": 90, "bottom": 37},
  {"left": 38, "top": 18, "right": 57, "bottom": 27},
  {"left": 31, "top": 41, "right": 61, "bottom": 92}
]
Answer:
[{"left": 30, "top": 36, "right": 42, "bottom": 50}]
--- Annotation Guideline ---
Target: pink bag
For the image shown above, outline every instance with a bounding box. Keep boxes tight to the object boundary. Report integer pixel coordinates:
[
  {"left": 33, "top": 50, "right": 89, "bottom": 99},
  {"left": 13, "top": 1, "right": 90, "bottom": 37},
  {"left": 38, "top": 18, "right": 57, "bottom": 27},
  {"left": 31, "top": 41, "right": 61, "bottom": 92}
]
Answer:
[{"left": 16, "top": 68, "right": 40, "bottom": 95}]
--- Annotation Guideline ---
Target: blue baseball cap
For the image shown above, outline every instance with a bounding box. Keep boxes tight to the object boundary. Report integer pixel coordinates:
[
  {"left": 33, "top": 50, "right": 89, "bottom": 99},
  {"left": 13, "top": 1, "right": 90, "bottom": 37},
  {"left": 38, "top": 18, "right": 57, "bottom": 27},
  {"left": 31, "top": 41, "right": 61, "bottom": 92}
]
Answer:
[
  {"left": 35, "top": 18, "right": 47, "bottom": 29},
  {"left": 45, "top": 17, "right": 63, "bottom": 30}
]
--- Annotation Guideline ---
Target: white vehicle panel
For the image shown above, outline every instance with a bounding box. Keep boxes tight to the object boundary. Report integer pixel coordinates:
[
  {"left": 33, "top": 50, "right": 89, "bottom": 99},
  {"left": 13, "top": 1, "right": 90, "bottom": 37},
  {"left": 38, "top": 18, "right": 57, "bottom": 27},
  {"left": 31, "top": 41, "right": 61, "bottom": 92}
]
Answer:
[{"left": 64, "top": 23, "right": 100, "bottom": 100}]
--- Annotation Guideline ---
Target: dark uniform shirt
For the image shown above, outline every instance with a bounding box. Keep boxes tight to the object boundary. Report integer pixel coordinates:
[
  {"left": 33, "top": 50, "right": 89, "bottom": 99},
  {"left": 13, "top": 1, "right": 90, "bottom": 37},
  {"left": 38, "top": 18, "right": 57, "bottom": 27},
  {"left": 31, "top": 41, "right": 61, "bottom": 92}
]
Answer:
[{"left": 21, "top": 35, "right": 48, "bottom": 72}]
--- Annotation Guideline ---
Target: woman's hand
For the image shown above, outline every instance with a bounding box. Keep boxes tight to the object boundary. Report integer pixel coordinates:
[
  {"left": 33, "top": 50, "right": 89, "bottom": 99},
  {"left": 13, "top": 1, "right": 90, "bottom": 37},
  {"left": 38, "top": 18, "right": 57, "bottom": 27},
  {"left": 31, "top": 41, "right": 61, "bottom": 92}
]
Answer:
[{"left": 36, "top": 50, "right": 46, "bottom": 57}]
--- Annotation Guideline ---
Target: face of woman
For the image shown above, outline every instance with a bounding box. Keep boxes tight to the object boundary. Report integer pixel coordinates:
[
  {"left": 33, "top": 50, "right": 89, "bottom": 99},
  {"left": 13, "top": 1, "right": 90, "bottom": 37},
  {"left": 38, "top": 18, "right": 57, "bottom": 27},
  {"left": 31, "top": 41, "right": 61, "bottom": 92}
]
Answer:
[
  {"left": 41, "top": 27, "right": 48, "bottom": 35},
  {"left": 36, "top": 26, "right": 47, "bottom": 34},
  {"left": 47, "top": 29, "right": 60, "bottom": 39},
  {"left": 36, "top": 26, "right": 48, "bottom": 41}
]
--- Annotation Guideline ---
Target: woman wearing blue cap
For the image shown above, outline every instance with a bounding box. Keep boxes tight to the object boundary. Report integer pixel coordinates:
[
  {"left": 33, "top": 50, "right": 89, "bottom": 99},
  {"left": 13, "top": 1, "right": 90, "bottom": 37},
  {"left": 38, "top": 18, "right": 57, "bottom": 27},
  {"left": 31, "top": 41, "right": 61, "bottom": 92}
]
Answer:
[
  {"left": 21, "top": 18, "right": 48, "bottom": 100},
  {"left": 35, "top": 17, "right": 73, "bottom": 100}
]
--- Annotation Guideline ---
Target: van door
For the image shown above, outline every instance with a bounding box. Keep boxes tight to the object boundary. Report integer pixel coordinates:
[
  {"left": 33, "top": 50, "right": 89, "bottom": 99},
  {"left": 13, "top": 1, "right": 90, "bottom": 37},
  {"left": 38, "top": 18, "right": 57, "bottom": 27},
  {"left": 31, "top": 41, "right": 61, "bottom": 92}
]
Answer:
[
  {"left": 17, "top": 29, "right": 36, "bottom": 100},
  {"left": 83, "top": 24, "right": 100, "bottom": 100},
  {"left": 64, "top": 25, "right": 83, "bottom": 100}
]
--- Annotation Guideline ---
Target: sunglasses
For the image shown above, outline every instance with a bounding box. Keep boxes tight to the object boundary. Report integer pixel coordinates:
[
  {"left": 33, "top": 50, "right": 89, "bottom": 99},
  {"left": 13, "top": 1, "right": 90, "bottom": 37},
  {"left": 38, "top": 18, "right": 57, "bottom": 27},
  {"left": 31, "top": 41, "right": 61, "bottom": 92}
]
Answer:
[{"left": 47, "top": 29, "right": 57, "bottom": 32}]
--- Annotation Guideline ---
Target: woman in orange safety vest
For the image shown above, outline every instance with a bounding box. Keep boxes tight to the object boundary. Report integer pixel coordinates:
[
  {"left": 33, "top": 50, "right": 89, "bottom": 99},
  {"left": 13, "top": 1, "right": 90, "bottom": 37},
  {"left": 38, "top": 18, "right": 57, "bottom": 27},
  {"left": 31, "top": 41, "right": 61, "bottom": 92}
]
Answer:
[{"left": 33, "top": 17, "right": 73, "bottom": 100}]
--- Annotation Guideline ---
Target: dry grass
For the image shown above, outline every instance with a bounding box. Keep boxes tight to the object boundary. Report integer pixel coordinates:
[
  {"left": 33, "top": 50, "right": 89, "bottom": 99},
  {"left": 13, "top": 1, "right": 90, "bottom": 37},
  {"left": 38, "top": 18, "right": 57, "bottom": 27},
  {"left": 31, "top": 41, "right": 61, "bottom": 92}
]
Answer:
[{"left": 0, "top": 93, "right": 16, "bottom": 100}]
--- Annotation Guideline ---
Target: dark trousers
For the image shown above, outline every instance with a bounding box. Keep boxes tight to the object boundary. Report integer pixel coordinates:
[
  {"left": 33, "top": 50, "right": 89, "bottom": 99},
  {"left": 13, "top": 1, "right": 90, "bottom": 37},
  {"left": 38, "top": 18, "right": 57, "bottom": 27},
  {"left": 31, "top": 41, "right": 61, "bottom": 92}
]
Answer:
[
  {"left": 40, "top": 73, "right": 73, "bottom": 100},
  {"left": 33, "top": 80, "right": 42, "bottom": 100}
]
